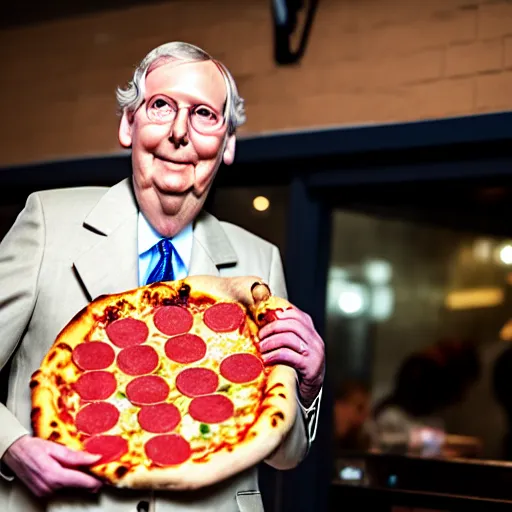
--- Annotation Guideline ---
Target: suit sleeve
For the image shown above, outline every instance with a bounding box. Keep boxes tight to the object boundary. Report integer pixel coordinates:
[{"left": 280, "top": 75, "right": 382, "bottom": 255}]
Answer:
[
  {"left": 263, "top": 245, "right": 309, "bottom": 470},
  {"left": 0, "top": 193, "right": 45, "bottom": 467}
]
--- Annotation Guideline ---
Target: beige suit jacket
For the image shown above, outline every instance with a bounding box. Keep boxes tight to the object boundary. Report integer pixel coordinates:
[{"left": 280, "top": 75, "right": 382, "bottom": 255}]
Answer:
[{"left": 0, "top": 179, "right": 308, "bottom": 512}]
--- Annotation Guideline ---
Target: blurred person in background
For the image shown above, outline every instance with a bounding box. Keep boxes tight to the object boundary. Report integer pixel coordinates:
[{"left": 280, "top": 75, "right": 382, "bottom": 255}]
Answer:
[
  {"left": 372, "top": 338, "right": 481, "bottom": 458},
  {"left": 332, "top": 379, "right": 372, "bottom": 456}
]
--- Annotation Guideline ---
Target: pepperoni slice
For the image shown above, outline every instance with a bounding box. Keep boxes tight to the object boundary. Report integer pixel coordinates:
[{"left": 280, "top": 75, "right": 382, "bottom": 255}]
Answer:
[
  {"left": 164, "top": 334, "right": 206, "bottom": 364},
  {"left": 73, "top": 371, "right": 117, "bottom": 401},
  {"left": 145, "top": 434, "right": 191, "bottom": 466},
  {"left": 125, "top": 375, "right": 169, "bottom": 406},
  {"left": 176, "top": 368, "right": 218, "bottom": 397},
  {"left": 138, "top": 403, "right": 181, "bottom": 433},
  {"left": 117, "top": 345, "right": 159, "bottom": 376},
  {"left": 203, "top": 302, "right": 245, "bottom": 332},
  {"left": 76, "top": 402, "right": 119, "bottom": 435},
  {"left": 189, "top": 394, "right": 234, "bottom": 424},
  {"left": 106, "top": 318, "right": 149, "bottom": 348},
  {"left": 154, "top": 306, "right": 193, "bottom": 336},
  {"left": 220, "top": 353, "right": 264, "bottom": 384},
  {"left": 72, "top": 342, "right": 115, "bottom": 371},
  {"left": 84, "top": 435, "right": 128, "bottom": 465}
]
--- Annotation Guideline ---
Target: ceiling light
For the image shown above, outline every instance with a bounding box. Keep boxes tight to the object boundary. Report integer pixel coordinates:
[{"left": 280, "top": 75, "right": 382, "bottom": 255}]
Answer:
[
  {"left": 445, "top": 287, "right": 504, "bottom": 310},
  {"left": 364, "top": 259, "right": 392, "bottom": 285},
  {"left": 253, "top": 196, "right": 270, "bottom": 212},
  {"left": 500, "top": 244, "right": 512, "bottom": 265},
  {"left": 338, "top": 283, "right": 367, "bottom": 316}
]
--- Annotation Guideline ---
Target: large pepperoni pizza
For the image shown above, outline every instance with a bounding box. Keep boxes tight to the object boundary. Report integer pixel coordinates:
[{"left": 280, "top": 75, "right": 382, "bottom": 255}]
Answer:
[{"left": 30, "top": 276, "right": 298, "bottom": 490}]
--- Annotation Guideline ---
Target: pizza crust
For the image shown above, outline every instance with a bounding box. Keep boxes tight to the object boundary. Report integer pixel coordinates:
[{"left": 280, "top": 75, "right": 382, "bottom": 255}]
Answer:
[
  {"left": 31, "top": 275, "right": 299, "bottom": 490},
  {"left": 116, "top": 365, "right": 296, "bottom": 490}
]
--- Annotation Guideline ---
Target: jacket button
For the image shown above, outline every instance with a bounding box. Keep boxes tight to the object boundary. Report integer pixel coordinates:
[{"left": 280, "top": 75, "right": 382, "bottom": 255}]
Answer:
[{"left": 137, "top": 501, "right": 150, "bottom": 512}]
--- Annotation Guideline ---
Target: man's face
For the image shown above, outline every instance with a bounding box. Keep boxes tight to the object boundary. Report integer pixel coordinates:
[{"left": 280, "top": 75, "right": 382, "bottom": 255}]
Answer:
[{"left": 119, "top": 59, "right": 235, "bottom": 237}]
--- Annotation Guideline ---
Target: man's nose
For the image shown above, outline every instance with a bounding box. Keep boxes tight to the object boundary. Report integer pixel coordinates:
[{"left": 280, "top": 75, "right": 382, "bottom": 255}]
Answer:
[{"left": 169, "top": 108, "right": 189, "bottom": 147}]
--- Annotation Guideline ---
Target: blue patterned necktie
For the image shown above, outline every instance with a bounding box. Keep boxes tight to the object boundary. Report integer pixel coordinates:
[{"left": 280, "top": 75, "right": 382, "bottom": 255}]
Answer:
[{"left": 145, "top": 238, "right": 175, "bottom": 284}]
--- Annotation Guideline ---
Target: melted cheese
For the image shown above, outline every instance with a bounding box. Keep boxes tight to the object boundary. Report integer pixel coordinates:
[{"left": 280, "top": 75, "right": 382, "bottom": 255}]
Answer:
[{"left": 66, "top": 301, "right": 265, "bottom": 465}]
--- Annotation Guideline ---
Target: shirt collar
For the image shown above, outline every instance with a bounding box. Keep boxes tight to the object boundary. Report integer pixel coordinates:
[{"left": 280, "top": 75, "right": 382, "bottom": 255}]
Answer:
[{"left": 138, "top": 211, "right": 193, "bottom": 262}]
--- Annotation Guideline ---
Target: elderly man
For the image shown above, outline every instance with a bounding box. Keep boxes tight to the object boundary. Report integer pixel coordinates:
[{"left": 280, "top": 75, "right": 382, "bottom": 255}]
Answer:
[{"left": 0, "top": 42, "right": 324, "bottom": 512}]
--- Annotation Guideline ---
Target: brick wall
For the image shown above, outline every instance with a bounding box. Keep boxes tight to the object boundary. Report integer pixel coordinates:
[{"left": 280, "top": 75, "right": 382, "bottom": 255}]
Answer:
[{"left": 0, "top": 0, "right": 511, "bottom": 167}]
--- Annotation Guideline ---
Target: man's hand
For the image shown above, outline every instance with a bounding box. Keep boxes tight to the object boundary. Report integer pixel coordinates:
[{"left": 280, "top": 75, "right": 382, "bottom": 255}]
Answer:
[
  {"left": 258, "top": 307, "right": 325, "bottom": 408},
  {"left": 2, "top": 435, "right": 103, "bottom": 498}
]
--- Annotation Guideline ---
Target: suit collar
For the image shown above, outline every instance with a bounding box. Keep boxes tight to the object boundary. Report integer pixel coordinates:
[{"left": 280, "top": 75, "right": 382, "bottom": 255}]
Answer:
[
  {"left": 74, "top": 178, "right": 139, "bottom": 300},
  {"left": 193, "top": 211, "right": 238, "bottom": 266},
  {"left": 189, "top": 211, "right": 238, "bottom": 276},
  {"left": 74, "top": 178, "right": 238, "bottom": 299},
  {"left": 83, "top": 178, "right": 139, "bottom": 235}
]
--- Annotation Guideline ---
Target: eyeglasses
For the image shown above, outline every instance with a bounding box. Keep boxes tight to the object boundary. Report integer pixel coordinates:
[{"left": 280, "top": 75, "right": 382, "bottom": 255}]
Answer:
[{"left": 144, "top": 95, "right": 225, "bottom": 134}]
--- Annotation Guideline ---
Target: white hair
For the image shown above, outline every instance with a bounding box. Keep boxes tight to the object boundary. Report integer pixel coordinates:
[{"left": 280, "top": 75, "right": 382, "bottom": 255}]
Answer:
[{"left": 116, "top": 42, "right": 246, "bottom": 135}]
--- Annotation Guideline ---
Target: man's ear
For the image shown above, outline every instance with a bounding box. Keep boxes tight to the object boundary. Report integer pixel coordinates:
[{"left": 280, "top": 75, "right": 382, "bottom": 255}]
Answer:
[
  {"left": 222, "top": 134, "right": 236, "bottom": 166},
  {"left": 118, "top": 111, "right": 134, "bottom": 148}
]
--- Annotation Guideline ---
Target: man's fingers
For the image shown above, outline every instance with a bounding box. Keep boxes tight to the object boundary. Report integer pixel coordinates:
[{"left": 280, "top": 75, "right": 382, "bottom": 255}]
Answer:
[
  {"left": 4, "top": 436, "right": 103, "bottom": 498},
  {"left": 49, "top": 443, "right": 102, "bottom": 467},
  {"left": 259, "top": 333, "right": 306, "bottom": 355},
  {"left": 273, "top": 307, "right": 315, "bottom": 327},
  {"left": 47, "top": 445, "right": 103, "bottom": 491},
  {"left": 44, "top": 455, "right": 103, "bottom": 492},
  {"left": 51, "top": 466, "right": 103, "bottom": 492},
  {"left": 261, "top": 347, "right": 304, "bottom": 371},
  {"left": 259, "top": 317, "right": 311, "bottom": 343}
]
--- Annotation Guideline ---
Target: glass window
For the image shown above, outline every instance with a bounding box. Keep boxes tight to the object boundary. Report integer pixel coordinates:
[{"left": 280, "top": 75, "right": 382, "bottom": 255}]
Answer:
[{"left": 327, "top": 180, "right": 512, "bottom": 465}]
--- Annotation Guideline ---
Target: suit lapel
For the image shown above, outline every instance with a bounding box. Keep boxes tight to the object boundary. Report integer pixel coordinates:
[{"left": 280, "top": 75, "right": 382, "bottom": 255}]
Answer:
[
  {"left": 74, "top": 179, "right": 139, "bottom": 300},
  {"left": 189, "top": 211, "right": 238, "bottom": 277},
  {"left": 74, "top": 180, "right": 238, "bottom": 300}
]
